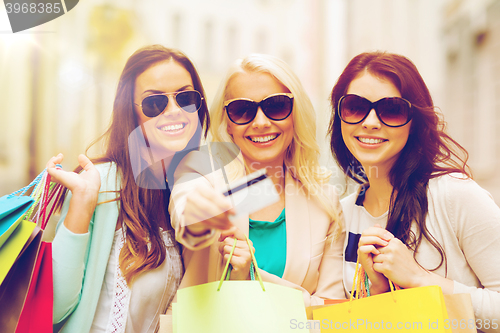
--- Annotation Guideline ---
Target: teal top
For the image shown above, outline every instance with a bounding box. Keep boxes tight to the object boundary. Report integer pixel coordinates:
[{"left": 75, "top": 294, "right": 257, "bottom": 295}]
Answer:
[{"left": 249, "top": 208, "right": 287, "bottom": 278}]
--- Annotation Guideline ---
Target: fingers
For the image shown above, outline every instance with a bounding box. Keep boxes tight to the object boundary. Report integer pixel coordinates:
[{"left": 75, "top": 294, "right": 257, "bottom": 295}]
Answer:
[
  {"left": 197, "top": 185, "right": 233, "bottom": 211},
  {"left": 222, "top": 246, "right": 251, "bottom": 260},
  {"left": 370, "top": 239, "right": 407, "bottom": 274},
  {"left": 378, "top": 237, "right": 405, "bottom": 254},
  {"left": 358, "top": 235, "right": 389, "bottom": 248},
  {"left": 46, "top": 153, "right": 63, "bottom": 169},
  {"left": 219, "top": 236, "right": 253, "bottom": 280},
  {"left": 358, "top": 244, "right": 380, "bottom": 256},
  {"left": 77, "top": 154, "right": 94, "bottom": 172},
  {"left": 46, "top": 153, "right": 66, "bottom": 184},
  {"left": 219, "top": 226, "right": 248, "bottom": 242},
  {"left": 184, "top": 185, "right": 235, "bottom": 230},
  {"left": 218, "top": 236, "right": 254, "bottom": 256},
  {"left": 185, "top": 210, "right": 233, "bottom": 231},
  {"left": 45, "top": 153, "right": 101, "bottom": 197},
  {"left": 218, "top": 238, "right": 234, "bottom": 255},
  {"left": 358, "top": 226, "right": 394, "bottom": 251},
  {"left": 361, "top": 226, "right": 394, "bottom": 241}
]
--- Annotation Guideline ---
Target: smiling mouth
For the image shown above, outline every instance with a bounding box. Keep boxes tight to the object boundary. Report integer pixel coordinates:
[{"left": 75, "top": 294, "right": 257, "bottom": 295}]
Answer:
[
  {"left": 356, "top": 137, "right": 387, "bottom": 144},
  {"left": 247, "top": 134, "right": 279, "bottom": 143},
  {"left": 159, "top": 123, "right": 187, "bottom": 132}
]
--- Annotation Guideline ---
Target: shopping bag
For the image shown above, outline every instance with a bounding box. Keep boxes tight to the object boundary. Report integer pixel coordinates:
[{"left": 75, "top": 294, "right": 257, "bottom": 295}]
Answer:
[
  {"left": 15, "top": 242, "right": 52, "bottom": 333},
  {"left": 172, "top": 237, "right": 309, "bottom": 333},
  {"left": 159, "top": 314, "right": 174, "bottom": 333},
  {"left": 15, "top": 172, "right": 59, "bottom": 333},
  {"left": 0, "top": 223, "right": 42, "bottom": 332},
  {"left": 308, "top": 294, "right": 476, "bottom": 332},
  {"left": 0, "top": 195, "right": 34, "bottom": 247},
  {"left": 0, "top": 169, "right": 60, "bottom": 333},
  {"left": 0, "top": 219, "right": 37, "bottom": 284},
  {"left": 443, "top": 294, "right": 477, "bottom": 333},
  {"left": 313, "top": 261, "right": 451, "bottom": 332},
  {"left": 0, "top": 169, "right": 46, "bottom": 251},
  {"left": 305, "top": 299, "right": 348, "bottom": 320}
]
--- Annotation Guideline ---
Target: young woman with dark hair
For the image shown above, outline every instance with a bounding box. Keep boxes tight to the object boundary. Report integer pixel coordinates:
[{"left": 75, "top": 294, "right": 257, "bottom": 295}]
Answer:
[
  {"left": 46, "top": 45, "right": 210, "bottom": 333},
  {"left": 329, "top": 51, "right": 500, "bottom": 326}
]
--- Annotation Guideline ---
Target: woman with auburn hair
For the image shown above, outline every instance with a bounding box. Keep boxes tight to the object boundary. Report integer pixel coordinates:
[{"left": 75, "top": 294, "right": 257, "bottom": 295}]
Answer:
[
  {"left": 46, "top": 45, "right": 210, "bottom": 332},
  {"left": 169, "top": 54, "right": 345, "bottom": 307},
  {"left": 329, "top": 51, "right": 500, "bottom": 325}
]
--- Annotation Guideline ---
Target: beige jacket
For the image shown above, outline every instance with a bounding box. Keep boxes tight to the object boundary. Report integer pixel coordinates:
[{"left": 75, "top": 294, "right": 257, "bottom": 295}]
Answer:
[
  {"left": 341, "top": 174, "right": 500, "bottom": 331},
  {"left": 169, "top": 150, "right": 346, "bottom": 307}
]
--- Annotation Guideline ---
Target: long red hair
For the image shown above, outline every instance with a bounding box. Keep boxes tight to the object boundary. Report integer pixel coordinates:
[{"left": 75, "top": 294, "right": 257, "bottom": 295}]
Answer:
[{"left": 329, "top": 52, "right": 470, "bottom": 271}]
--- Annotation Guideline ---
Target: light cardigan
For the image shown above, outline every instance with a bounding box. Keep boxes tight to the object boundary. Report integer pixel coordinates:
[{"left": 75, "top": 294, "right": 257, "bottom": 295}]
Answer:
[
  {"left": 341, "top": 174, "right": 500, "bottom": 331},
  {"left": 52, "top": 163, "right": 121, "bottom": 332},
  {"left": 169, "top": 150, "right": 346, "bottom": 307},
  {"left": 52, "top": 162, "right": 184, "bottom": 332}
]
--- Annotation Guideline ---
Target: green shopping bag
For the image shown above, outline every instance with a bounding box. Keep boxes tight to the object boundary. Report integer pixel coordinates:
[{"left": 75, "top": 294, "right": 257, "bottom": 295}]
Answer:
[
  {"left": 0, "top": 220, "right": 37, "bottom": 284},
  {"left": 173, "top": 237, "right": 309, "bottom": 333},
  {"left": 0, "top": 222, "right": 41, "bottom": 331}
]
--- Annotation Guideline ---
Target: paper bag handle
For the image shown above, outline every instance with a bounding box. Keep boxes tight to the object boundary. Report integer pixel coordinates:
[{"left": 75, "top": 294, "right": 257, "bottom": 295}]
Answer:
[
  {"left": 25, "top": 165, "right": 63, "bottom": 229},
  {"left": 349, "top": 258, "right": 397, "bottom": 306},
  {"left": 8, "top": 169, "right": 46, "bottom": 198},
  {"left": 217, "top": 235, "right": 265, "bottom": 292}
]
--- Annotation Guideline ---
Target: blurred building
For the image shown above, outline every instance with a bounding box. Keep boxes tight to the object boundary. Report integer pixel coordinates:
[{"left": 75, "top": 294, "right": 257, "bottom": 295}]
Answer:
[
  {"left": 0, "top": 0, "right": 345, "bottom": 194},
  {"left": 441, "top": 0, "right": 500, "bottom": 201},
  {"left": 1, "top": 0, "right": 499, "bottom": 204},
  {"left": 335, "top": 0, "right": 448, "bottom": 196}
]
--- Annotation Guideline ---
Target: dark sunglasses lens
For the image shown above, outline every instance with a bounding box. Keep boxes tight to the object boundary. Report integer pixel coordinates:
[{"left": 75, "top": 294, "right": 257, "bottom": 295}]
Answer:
[
  {"left": 176, "top": 91, "right": 202, "bottom": 113},
  {"left": 340, "top": 95, "right": 370, "bottom": 123},
  {"left": 142, "top": 95, "right": 169, "bottom": 117},
  {"left": 227, "top": 100, "right": 257, "bottom": 124},
  {"left": 261, "top": 95, "right": 293, "bottom": 120},
  {"left": 377, "top": 98, "right": 410, "bottom": 126}
]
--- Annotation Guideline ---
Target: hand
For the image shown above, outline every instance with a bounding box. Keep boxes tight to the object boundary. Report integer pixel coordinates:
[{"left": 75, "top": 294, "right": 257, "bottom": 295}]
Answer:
[
  {"left": 357, "top": 224, "right": 393, "bottom": 294},
  {"left": 372, "top": 237, "right": 429, "bottom": 289},
  {"left": 46, "top": 153, "right": 100, "bottom": 202},
  {"left": 183, "top": 183, "right": 236, "bottom": 235},
  {"left": 218, "top": 227, "right": 254, "bottom": 280},
  {"left": 46, "top": 153, "right": 100, "bottom": 234}
]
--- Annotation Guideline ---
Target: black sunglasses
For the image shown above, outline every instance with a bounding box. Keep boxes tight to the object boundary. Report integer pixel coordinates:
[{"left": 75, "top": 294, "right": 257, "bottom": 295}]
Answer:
[
  {"left": 135, "top": 90, "right": 203, "bottom": 118},
  {"left": 338, "top": 94, "right": 413, "bottom": 127},
  {"left": 224, "top": 93, "right": 293, "bottom": 125}
]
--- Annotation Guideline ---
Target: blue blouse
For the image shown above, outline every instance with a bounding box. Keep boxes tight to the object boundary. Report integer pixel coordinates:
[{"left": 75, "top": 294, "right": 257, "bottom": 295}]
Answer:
[{"left": 249, "top": 208, "right": 287, "bottom": 278}]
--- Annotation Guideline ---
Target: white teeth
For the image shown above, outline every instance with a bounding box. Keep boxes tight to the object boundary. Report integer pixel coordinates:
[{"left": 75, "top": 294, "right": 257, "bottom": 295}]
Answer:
[
  {"left": 160, "top": 123, "right": 185, "bottom": 132},
  {"left": 358, "top": 137, "right": 385, "bottom": 144},
  {"left": 249, "top": 134, "right": 278, "bottom": 143}
]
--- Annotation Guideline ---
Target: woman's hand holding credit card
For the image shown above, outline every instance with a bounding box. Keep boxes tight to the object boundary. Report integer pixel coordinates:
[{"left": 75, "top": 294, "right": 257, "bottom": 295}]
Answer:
[
  {"left": 222, "top": 168, "right": 280, "bottom": 221},
  {"left": 184, "top": 168, "right": 279, "bottom": 236},
  {"left": 184, "top": 182, "right": 236, "bottom": 235}
]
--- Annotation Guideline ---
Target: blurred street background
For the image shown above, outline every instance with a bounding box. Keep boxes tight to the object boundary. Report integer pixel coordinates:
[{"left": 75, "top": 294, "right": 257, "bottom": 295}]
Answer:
[{"left": 1, "top": 0, "right": 499, "bottom": 205}]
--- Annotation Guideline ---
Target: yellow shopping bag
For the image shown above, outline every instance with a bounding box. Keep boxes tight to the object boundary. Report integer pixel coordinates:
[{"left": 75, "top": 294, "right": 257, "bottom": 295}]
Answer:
[
  {"left": 0, "top": 220, "right": 37, "bottom": 284},
  {"left": 172, "top": 237, "right": 309, "bottom": 333},
  {"left": 313, "top": 261, "right": 451, "bottom": 332}
]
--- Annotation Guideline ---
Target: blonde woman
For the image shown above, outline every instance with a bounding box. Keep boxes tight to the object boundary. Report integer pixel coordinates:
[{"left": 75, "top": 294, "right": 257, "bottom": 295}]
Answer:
[{"left": 170, "top": 54, "right": 345, "bottom": 306}]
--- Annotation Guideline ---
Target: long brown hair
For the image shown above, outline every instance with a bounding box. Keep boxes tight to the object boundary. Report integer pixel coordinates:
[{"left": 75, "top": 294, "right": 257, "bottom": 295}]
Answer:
[
  {"left": 56, "top": 45, "right": 209, "bottom": 284},
  {"left": 329, "top": 52, "right": 471, "bottom": 271}
]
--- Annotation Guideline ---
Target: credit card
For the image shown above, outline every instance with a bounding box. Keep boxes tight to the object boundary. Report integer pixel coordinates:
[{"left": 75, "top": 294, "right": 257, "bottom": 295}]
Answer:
[{"left": 222, "top": 168, "right": 280, "bottom": 221}]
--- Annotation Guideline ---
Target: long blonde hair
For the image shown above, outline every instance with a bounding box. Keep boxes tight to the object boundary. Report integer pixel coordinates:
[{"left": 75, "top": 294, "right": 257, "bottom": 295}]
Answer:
[{"left": 210, "top": 54, "right": 339, "bottom": 223}]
